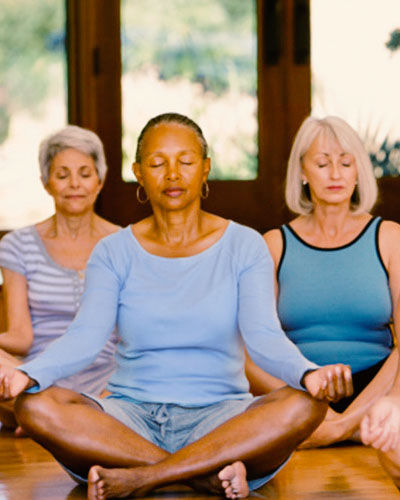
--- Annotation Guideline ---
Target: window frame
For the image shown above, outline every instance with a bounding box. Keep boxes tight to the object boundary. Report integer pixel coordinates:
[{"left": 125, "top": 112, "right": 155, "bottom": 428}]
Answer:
[{"left": 67, "top": 0, "right": 312, "bottom": 232}]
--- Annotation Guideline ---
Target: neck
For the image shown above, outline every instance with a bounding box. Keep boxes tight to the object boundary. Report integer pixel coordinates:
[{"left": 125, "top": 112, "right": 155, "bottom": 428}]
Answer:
[
  {"left": 309, "top": 203, "right": 354, "bottom": 238},
  {"left": 50, "top": 210, "right": 97, "bottom": 240},
  {"left": 151, "top": 203, "right": 204, "bottom": 246}
]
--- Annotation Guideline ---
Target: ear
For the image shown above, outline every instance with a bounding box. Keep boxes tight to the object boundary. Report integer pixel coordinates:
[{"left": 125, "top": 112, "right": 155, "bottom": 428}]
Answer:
[
  {"left": 132, "top": 162, "right": 143, "bottom": 185},
  {"left": 97, "top": 177, "right": 105, "bottom": 194},
  {"left": 43, "top": 178, "right": 51, "bottom": 195},
  {"left": 202, "top": 158, "right": 211, "bottom": 182}
]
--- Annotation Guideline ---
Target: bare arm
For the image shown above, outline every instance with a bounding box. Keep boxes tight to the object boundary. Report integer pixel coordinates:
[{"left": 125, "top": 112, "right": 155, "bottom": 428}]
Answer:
[
  {"left": 245, "top": 349, "right": 285, "bottom": 395},
  {"left": 0, "top": 268, "right": 34, "bottom": 356}
]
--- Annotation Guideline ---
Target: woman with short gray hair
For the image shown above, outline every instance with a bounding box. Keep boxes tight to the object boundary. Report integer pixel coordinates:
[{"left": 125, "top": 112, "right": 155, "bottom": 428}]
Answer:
[
  {"left": 39, "top": 125, "right": 108, "bottom": 184},
  {"left": 0, "top": 124, "right": 120, "bottom": 434}
]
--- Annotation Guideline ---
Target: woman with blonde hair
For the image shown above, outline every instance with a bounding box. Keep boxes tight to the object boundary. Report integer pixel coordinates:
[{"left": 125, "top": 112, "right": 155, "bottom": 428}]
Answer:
[{"left": 246, "top": 115, "right": 400, "bottom": 457}]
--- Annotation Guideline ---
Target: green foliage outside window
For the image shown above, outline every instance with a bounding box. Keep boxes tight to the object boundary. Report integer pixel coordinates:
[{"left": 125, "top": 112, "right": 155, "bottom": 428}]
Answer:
[
  {"left": 121, "top": 0, "right": 258, "bottom": 181},
  {"left": 0, "top": 0, "right": 65, "bottom": 145}
]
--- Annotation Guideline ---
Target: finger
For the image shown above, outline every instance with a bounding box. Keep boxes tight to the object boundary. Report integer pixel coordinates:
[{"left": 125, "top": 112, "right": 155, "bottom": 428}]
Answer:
[
  {"left": 321, "top": 369, "right": 335, "bottom": 400},
  {"left": 344, "top": 367, "right": 353, "bottom": 397},
  {"left": 371, "top": 425, "right": 391, "bottom": 450},
  {"left": 360, "top": 415, "right": 371, "bottom": 445},
  {"left": 376, "top": 429, "right": 395, "bottom": 453},
  {"left": 380, "top": 430, "right": 396, "bottom": 453},
  {"left": 333, "top": 366, "right": 345, "bottom": 398},
  {"left": 3, "top": 376, "right": 10, "bottom": 400}
]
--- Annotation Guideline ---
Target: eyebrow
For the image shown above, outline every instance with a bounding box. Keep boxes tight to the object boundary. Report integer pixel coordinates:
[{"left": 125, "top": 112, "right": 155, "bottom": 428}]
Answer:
[
  {"left": 317, "top": 152, "right": 352, "bottom": 157},
  {"left": 54, "top": 164, "right": 93, "bottom": 169},
  {"left": 143, "top": 149, "right": 199, "bottom": 158}
]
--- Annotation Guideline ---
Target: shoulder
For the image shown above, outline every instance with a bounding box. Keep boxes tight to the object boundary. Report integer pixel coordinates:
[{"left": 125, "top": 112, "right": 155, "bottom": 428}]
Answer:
[
  {"left": 263, "top": 228, "right": 283, "bottom": 267},
  {"left": 228, "top": 221, "right": 265, "bottom": 247},
  {"left": 378, "top": 219, "right": 400, "bottom": 236},
  {"left": 93, "top": 226, "right": 131, "bottom": 255},
  {"left": 0, "top": 226, "right": 34, "bottom": 250},
  {"left": 377, "top": 219, "right": 400, "bottom": 255},
  {"left": 87, "top": 227, "right": 133, "bottom": 279},
  {"left": 225, "top": 221, "right": 272, "bottom": 267},
  {"left": 0, "top": 226, "right": 37, "bottom": 274}
]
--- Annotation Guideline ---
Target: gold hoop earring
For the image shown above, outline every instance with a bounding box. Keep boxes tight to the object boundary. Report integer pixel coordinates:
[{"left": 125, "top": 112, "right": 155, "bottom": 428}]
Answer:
[
  {"left": 201, "top": 182, "right": 209, "bottom": 200},
  {"left": 136, "top": 185, "right": 149, "bottom": 204}
]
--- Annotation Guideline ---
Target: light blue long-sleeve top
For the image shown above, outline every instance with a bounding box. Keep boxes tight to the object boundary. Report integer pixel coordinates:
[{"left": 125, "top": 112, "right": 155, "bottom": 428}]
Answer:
[{"left": 19, "top": 221, "right": 317, "bottom": 405}]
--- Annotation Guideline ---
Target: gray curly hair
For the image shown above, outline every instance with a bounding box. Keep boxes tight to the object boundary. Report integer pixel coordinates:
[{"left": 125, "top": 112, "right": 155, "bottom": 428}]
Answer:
[{"left": 38, "top": 125, "right": 108, "bottom": 185}]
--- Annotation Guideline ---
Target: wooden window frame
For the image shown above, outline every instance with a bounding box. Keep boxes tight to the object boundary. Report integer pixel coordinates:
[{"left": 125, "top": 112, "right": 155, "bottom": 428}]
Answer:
[{"left": 67, "top": 0, "right": 313, "bottom": 232}]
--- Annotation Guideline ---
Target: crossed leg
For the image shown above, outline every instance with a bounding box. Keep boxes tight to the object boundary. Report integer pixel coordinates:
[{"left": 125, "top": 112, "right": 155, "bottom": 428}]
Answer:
[
  {"left": 299, "top": 350, "right": 398, "bottom": 449},
  {"left": 15, "top": 386, "right": 327, "bottom": 499}
]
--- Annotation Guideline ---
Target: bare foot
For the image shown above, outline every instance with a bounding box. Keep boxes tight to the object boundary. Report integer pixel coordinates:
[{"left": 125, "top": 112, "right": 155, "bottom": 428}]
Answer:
[
  {"left": 218, "top": 461, "right": 249, "bottom": 499},
  {"left": 87, "top": 465, "right": 151, "bottom": 500},
  {"left": 14, "top": 426, "right": 27, "bottom": 438}
]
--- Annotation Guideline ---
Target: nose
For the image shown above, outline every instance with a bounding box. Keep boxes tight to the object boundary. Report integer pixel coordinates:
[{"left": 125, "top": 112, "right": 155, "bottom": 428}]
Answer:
[
  {"left": 165, "top": 161, "right": 180, "bottom": 181},
  {"left": 69, "top": 172, "right": 81, "bottom": 188},
  {"left": 330, "top": 162, "right": 341, "bottom": 179}
]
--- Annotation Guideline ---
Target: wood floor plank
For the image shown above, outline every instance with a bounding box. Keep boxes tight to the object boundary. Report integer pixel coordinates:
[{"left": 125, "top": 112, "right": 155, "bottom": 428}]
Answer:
[{"left": 0, "top": 431, "right": 398, "bottom": 499}]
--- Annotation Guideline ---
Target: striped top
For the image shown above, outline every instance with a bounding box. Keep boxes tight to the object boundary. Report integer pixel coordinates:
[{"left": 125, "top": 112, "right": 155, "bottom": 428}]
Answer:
[{"left": 0, "top": 225, "right": 117, "bottom": 394}]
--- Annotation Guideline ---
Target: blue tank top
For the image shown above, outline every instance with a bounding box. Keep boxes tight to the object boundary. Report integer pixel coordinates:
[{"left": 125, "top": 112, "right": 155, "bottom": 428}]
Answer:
[{"left": 278, "top": 217, "right": 392, "bottom": 373}]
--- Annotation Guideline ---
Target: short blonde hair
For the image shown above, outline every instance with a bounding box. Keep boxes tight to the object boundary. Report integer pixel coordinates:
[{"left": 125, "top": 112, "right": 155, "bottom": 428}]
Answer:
[{"left": 285, "top": 116, "right": 378, "bottom": 215}]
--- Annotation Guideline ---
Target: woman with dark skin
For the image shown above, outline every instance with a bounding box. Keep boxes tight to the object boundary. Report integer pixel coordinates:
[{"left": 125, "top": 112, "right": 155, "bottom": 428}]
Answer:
[{"left": 0, "top": 114, "right": 351, "bottom": 500}]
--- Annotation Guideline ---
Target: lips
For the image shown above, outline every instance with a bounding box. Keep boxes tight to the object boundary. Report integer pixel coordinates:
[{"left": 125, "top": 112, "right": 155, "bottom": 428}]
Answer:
[{"left": 163, "top": 188, "right": 185, "bottom": 197}]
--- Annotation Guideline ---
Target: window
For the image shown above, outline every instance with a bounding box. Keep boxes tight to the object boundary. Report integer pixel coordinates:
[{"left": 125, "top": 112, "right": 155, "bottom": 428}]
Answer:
[
  {"left": 311, "top": 0, "right": 400, "bottom": 178},
  {"left": 120, "top": 0, "right": 257, "bottom": 181},
  {"left": 0, "top": 0, "right": 67, "bottom": 229}
]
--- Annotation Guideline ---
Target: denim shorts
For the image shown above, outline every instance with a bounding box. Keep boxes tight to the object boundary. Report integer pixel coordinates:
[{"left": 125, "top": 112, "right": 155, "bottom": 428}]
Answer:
[{"left": 63, "top": 393, "right": 289, "bottom": 491}]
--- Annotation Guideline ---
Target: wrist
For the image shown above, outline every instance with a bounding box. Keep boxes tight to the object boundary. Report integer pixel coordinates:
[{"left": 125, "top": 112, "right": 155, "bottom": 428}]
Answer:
[{"left": 300, "top": 368, "right": 316, "bottom": 389}]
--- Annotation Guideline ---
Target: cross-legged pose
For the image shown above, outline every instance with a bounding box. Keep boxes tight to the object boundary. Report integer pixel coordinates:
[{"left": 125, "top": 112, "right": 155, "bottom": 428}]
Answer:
[
  {"left": 0, "top": 113, "right": 351, "bottom": 499},
  {"left": 0, "top": 125, "right": 119, "bottom": 434},
  {"left": 245, "top": 116, "right": 400, "bottom": 455}
]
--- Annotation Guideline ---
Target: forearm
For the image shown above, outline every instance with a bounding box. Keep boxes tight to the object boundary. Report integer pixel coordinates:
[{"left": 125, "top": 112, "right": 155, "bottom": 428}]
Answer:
[
  {"left": 0, "top": 330, "right": 32, "bottom": 356},
  {"left": 330, "top": 352, "right": 398, "bottom": 434},
  {"left": 388, "top": 349, "right": 400, "bottom": 397},
  {"left": 245, "top": 351, "right": 285, "bottom": 395}
]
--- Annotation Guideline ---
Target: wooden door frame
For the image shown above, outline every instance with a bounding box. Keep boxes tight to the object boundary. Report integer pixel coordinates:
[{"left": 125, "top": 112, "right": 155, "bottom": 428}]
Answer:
[{"left": 67, "top": 0, "right": 311, "bottom": 233}]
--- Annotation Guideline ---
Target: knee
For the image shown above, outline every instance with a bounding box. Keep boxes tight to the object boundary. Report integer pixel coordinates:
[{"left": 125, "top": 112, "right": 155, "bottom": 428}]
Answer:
[
  {"left": 378, "top": 449, "right": 400, "bottom": 487},
  {"left": 282, "top": 388, "right": 327, "bottom": 433},
  {"left": 14, "top": 391, "right": 55, "bottom": 435}
]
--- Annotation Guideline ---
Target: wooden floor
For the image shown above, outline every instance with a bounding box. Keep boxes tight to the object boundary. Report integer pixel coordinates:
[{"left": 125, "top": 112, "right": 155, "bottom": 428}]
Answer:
[{"left": 0, "top": 430, "right": 398, "bottom": 499}]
